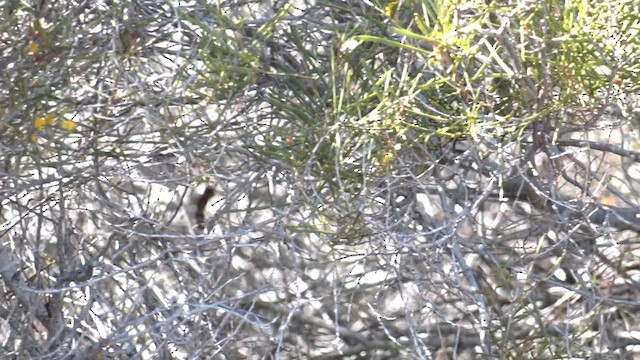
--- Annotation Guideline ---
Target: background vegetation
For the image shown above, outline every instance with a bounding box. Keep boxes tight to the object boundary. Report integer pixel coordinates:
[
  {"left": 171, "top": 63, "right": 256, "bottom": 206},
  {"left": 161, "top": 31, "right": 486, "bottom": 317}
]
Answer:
[{"left": 1, "top": 0, "right": 640, "bottom": 358}]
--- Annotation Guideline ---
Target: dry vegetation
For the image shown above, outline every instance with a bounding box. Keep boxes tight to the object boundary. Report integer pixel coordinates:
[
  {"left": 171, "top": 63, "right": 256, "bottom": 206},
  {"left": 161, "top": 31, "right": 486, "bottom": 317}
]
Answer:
[{"left": 1, "top": 0, "right": 640, "bottom": 359}]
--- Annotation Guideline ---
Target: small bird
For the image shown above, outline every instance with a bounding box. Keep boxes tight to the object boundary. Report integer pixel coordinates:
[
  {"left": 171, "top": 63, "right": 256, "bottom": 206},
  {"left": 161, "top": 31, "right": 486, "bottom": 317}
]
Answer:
[{"left": 59, "top": 262, "right": 94, "bottom": 283}]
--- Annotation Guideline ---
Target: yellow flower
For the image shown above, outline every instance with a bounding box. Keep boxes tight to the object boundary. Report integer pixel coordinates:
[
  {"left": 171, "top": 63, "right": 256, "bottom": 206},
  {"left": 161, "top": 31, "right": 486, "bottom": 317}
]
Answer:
[
  {"left": 34, "top": 117, "right": 46, "bottom": 130},
  {"left": 380, "top": 152, "right": 394, "bottom": 166},
  {"left": 60, "top": 120, "right": 76, "bottom": 131},
  {"left": 26, "top": 41, "right": 40, "bottom": 53},
  {"left": 34, "top": 113, "right": 55, "bottom": 130},
  {"left": 384, "top": 0, "right": 398, "bottom": 17}
]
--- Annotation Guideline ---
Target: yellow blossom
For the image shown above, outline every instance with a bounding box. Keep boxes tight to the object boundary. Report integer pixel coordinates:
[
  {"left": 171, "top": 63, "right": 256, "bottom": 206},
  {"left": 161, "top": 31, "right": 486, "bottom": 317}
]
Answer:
[
  {"left": 26, "top": 42, "right": 40, "bottom": 53},
  {"left": 60, "top": 120, "right": 76, "bottom": 131},
  {"left": 380, "top": 152, "right": 394, "bottom": 166},
  {"left": 34, "top": 113, "right": 55, "bottom": 130},
  {"left": 384, "top": 0, "right": 398, "bottom": 17}
]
